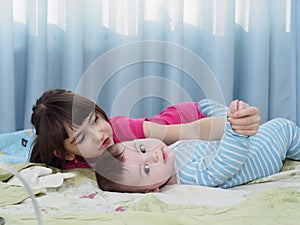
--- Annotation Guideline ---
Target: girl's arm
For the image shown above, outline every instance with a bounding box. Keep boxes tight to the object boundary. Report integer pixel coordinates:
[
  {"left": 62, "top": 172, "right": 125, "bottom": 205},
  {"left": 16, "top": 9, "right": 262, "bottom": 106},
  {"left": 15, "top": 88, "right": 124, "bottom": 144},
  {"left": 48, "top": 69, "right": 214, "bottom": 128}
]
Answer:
[
  {"left": 143, "top": 104, "right": 260, "bottom": 145},
  {"left": 143, "top": 117, "right": 226, "bottom": 145}
]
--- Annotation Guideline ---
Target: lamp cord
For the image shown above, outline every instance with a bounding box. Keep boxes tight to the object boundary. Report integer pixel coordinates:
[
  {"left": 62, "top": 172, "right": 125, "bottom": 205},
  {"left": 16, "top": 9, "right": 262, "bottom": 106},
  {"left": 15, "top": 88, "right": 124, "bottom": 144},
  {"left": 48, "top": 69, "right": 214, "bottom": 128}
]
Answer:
[{"left": 0, "top": 163, "right": 44, "bottom": 225}]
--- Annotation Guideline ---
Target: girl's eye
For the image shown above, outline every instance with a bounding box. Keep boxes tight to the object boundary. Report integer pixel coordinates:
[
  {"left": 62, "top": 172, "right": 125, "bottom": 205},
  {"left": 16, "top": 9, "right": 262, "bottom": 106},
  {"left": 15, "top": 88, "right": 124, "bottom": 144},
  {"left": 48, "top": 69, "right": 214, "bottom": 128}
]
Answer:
[
  {"left": 140, "top": 145, "right": 146, "bottom": 153},
  {"left": 77, "top": 134, "right": 85, "bottom": 144},
  {"left": 90, "top": 115, "right": 99, "bottom": 127},
  {"left": 144, "top": 164, "right": 150, "bottom": 174},
  {"left": 94, "top": 115, "right": 99, "bottom": 123}
]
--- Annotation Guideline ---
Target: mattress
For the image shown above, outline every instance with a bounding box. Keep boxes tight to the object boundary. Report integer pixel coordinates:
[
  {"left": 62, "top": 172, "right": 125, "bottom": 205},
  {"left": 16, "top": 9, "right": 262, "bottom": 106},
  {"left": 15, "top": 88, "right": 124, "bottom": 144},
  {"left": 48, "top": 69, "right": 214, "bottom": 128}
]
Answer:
[{"left": 1, "top": 159, "right": 300, "bottom": 225}]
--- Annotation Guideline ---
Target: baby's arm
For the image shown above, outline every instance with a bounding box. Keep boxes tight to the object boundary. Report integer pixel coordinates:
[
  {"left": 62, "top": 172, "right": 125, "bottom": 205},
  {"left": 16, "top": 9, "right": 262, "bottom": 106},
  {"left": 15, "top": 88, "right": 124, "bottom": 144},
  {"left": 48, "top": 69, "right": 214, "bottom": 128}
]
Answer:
[{"left": 195, "top": 100, "right": 250, "bottom": 187}]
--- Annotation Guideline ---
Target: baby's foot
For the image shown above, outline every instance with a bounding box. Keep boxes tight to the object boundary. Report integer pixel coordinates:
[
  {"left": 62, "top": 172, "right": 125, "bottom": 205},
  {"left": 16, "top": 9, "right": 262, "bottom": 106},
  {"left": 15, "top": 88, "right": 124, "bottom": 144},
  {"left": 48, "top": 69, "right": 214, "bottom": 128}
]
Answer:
[{"left": 227, "top": 100, "right": 249, "bottom": 117}]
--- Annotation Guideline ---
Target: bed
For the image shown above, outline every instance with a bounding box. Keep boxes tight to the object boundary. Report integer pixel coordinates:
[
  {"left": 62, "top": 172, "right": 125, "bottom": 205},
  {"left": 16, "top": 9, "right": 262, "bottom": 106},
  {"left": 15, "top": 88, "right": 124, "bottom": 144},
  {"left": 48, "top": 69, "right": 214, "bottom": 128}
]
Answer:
[
  {"left": 1, "top": 100, "right": 300, "bottom": 225},
  {"left": 1, "top": 159, "right": 300, "bottom": 225}
]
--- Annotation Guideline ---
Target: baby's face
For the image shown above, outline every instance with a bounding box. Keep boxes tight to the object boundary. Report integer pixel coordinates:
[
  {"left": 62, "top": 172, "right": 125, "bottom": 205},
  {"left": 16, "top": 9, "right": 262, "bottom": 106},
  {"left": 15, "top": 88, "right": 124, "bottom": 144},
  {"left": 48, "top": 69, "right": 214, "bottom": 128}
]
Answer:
[{"left": 111, "top": 138, "right": 175, "bottom": 192}]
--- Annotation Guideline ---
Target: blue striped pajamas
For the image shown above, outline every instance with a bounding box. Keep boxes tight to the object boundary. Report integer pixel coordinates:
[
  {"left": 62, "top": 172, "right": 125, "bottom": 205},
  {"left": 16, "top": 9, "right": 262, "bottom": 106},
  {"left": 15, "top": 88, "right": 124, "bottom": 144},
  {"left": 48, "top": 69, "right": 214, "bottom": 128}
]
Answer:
[{"left": 173, "top": 118, "right": 300, "bottom": 188}]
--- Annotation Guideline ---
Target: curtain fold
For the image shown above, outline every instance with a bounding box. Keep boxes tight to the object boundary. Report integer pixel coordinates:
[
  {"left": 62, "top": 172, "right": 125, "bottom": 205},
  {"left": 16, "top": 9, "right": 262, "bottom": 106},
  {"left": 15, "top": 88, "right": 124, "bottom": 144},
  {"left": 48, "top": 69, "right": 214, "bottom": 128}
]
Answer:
[
  {"left": 234, "top": 0, "right": 271, "bottom": 122},
  {"left": 292, "top": 0, "right": 300, "bottom": 124},
  {"left": 24, "top": 0, "right": 48, "bottom": 124},
  {"left": 0, "top": 0, "right": 298, "bottom": 133},
  {"left": 0, "top": 0, "right": 16, "bottom": 131}
]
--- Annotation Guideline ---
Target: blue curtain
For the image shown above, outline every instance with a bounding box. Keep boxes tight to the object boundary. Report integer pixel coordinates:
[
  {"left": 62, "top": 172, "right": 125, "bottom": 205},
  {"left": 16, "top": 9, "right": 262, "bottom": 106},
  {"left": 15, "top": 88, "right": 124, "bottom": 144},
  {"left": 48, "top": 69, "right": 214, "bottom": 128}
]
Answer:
[{"left": 0, "top": 0, "right": 298, "bottom": 133}]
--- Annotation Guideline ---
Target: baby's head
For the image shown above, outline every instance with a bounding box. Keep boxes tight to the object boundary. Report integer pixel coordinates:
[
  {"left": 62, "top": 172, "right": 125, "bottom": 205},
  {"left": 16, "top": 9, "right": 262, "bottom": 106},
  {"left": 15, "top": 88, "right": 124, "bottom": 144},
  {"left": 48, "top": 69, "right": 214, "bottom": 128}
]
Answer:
[{"left": 95, "top": 138, "right": 175, "bottom": 193}]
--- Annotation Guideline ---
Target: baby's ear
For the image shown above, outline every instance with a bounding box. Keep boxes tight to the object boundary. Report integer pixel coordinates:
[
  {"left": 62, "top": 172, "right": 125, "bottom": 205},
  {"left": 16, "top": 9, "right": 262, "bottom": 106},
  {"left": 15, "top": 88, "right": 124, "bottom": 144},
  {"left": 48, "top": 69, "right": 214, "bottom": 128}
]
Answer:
[{"left": 54, "top": 150, "right": 75, "bottom": 161}]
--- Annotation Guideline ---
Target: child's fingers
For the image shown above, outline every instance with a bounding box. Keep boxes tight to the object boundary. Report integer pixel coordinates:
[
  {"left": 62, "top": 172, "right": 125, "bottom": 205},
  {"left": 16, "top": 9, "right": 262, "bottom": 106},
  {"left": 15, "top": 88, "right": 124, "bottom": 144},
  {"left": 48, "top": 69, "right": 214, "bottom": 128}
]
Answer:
[
  {"left": 231, "top": 129, "right": 258, "bottom": 136},
  {"left": 237, "top": 100, "right": 249, "bottom": 111},
  {"left": 229, "top": 121, "right": 260, "bottom": 136},
  {"left": 228, "top": 100, "right": 239, "bottom": 117},
  {"left": 232, "top": 106, "right": 258, "bottom": 119},
  {"left": 230, "top": 122, "right": 259, "bottom": 130},
  {"left": 228, "top": 113, "right": 260, "bottom": 136}
]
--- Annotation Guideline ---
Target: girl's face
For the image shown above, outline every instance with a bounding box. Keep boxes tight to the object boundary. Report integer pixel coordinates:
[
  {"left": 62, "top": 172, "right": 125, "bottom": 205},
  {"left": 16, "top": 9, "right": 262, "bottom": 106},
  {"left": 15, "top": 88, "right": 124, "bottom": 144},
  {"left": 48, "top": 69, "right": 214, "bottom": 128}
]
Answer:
[
  {"left": 110, "top": 138, "right": 175, "bottom": 192},
  {"left": 63, "top": 112, "right": 114, "bottom": 159}
]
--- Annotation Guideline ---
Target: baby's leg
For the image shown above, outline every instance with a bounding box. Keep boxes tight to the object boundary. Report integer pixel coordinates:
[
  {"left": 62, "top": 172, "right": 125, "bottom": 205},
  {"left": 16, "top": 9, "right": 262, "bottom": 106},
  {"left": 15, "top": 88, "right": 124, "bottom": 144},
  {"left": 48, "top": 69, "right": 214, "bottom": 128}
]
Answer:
[
  {"left": 220, "top": 118, "right": 300, "bottom": 188},
  {"left": 268, "top": 118, "right": 300, "bottom": 160},
  {"left": 245, "top": 119, "right": 300, "bottom": 176}
]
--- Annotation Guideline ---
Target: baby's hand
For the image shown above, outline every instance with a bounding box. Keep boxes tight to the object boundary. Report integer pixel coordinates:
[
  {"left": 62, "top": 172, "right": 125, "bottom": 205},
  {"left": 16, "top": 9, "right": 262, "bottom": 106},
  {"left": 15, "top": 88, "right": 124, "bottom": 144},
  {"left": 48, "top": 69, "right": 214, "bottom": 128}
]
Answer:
[
  {"left": 227, "top": 99, "right": 260, "bottom": 136},
  {"left": 227, "top": 100, "right": 249, "bottom": 118}
]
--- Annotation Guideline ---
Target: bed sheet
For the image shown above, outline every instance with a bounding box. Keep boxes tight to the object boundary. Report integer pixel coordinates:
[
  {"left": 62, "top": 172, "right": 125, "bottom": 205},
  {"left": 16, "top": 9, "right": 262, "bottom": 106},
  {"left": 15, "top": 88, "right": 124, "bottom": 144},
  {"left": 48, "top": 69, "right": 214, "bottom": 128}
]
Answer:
[
  {"left": 1, "top": 160, "right": 300, "bottom": 225},
  {"left": 2, "top": 99, "right": 299, "bottom": 224}
]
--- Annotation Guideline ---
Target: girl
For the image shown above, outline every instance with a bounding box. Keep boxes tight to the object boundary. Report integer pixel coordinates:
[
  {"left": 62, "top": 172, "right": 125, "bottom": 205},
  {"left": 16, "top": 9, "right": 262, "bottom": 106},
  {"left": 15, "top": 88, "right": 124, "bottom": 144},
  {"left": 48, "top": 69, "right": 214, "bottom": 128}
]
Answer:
[{"left": 30, "top": 89, "right": 260, "bottom": 169}]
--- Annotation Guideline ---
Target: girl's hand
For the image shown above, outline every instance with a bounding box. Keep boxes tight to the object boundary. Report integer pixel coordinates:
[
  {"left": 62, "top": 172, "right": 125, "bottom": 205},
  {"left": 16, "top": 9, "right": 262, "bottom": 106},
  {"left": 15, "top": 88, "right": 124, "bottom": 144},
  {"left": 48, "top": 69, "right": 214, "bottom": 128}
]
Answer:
[{"left": 227, "top": 100, "right": 261, "bottom": 136}]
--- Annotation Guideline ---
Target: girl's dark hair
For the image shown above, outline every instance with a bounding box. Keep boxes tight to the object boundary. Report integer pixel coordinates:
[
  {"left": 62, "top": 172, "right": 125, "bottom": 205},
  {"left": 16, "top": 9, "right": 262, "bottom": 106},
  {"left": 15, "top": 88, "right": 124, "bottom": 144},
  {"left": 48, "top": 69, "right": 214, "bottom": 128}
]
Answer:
[{"left": 30, "top": 89, "right": 109, "bottom": 169}]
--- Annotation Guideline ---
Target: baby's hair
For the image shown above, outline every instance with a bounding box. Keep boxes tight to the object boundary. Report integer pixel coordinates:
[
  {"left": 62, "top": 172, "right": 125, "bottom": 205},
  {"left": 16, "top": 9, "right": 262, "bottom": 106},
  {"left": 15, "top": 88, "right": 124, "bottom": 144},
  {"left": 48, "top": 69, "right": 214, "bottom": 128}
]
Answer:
[
  {"left": 30, "top": 89, "right": 109, "bottom": 169},
  {"left": 95, "top": 144, "right": 129, "bottom": 192}
]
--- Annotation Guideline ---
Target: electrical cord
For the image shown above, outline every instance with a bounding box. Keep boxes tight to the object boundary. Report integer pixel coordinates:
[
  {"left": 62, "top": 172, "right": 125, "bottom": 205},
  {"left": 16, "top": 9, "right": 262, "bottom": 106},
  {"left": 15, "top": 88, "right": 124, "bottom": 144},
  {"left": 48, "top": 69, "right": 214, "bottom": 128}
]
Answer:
[
  {"left": 0, "top": 163, "right": 44, "bottom": 225},
  {"left": 0, "top": 217, "right": 5, "bottom": 225}
]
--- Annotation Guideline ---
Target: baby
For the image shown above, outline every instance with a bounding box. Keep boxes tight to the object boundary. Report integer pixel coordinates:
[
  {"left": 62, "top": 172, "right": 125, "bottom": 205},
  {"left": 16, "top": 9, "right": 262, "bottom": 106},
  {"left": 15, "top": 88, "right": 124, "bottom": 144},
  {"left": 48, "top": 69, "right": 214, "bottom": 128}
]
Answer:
[{"left": 95, "top": 100, "right": 300, "bottom": 193}]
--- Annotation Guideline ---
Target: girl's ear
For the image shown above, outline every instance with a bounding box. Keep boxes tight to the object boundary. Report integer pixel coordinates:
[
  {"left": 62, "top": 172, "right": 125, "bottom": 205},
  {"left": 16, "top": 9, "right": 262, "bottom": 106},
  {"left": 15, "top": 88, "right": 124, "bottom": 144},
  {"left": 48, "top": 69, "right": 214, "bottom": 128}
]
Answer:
[
  {"left": 145, "top": 187, "right": 160, "bottom": 193},
  {"left": 53, "top": 150, "right": 61, "bottom": 158},
  {"left": 54, "top": 150, "right": 75, "bottom": 161}
]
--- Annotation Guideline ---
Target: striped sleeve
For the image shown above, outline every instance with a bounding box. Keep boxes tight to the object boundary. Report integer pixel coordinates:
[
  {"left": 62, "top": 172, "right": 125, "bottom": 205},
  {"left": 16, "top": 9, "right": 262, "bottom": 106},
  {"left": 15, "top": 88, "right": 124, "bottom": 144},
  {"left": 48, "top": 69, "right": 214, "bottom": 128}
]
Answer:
[
  {"left": 198, "top": 99, "right": 228, "bottom": 117},
  {"left": 195, "top": 122, "right": 250, "bottom": 187}
]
